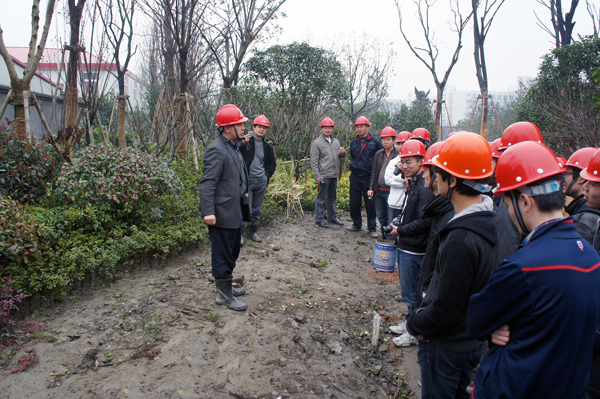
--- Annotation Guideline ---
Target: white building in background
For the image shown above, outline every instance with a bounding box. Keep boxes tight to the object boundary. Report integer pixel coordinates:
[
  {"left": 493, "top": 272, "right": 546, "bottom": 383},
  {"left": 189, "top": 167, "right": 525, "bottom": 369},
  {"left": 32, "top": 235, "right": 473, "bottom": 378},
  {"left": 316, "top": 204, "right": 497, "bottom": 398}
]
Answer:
[{"left": 4, "top": 47, "right": 147, "bottom": 109}]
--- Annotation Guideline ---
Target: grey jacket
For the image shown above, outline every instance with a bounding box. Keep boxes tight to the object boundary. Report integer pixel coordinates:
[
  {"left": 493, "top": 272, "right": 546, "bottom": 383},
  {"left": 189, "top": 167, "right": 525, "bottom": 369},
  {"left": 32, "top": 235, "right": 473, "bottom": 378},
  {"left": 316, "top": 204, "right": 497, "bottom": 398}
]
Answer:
[
  {"left": 310, "top": 134, "right": 345, "bottom": 179},
  {"left": 199, "top": 135, "right": 249, "bottom": 229}
]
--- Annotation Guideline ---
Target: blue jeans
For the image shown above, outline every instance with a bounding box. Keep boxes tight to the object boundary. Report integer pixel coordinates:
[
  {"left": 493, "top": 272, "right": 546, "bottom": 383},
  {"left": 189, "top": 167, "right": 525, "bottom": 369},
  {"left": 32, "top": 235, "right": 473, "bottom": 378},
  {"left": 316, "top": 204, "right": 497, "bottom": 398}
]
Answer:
[
  {"left": 349, "top": 173, "right": 377, "bottom": 232},
  {"left": 397, "top": 251, "right": 423, "bottom": 316},
  {"left": 388, "top": 207, "right": 402, "bottom": 225},
  {"left": 374, "top": 191, "right": 390, "bottom": 239},
  {"left": 418, "top": 340, "right": 482, "bottom": 399}
]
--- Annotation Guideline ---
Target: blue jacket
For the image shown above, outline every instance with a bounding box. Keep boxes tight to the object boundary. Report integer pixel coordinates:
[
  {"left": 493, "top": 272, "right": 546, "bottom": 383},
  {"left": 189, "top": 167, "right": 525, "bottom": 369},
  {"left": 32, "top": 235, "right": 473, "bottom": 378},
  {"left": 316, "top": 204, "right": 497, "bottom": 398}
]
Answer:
[
  {"left": 468, "top": 218, "right": 600, "bottom": 399},
  {"left": 349, "top": 133, "right": 382, "bottom": 179}
]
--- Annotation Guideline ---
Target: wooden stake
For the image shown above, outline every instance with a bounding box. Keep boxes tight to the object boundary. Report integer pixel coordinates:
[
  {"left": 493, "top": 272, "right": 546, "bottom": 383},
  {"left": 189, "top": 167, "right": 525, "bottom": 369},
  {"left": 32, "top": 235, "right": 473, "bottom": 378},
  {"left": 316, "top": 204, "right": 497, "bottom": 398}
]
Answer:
[
  {"left": 0, "top": 89, "right": 13, "bottom": 121},
  {"left": 23, "top": 91, "right": 31, "bottom": 140},
  {"left": 85, "top": 108, "right": 94, "bottom": 145},
  {"left": 106, "top": 97, "right": 117, "bottom": 143},
  {"left": 31, "top": 94, "right": 52, "bottom": 137},
  {"left": 372, "top": 314, "right": 381, "bottom": 348}
]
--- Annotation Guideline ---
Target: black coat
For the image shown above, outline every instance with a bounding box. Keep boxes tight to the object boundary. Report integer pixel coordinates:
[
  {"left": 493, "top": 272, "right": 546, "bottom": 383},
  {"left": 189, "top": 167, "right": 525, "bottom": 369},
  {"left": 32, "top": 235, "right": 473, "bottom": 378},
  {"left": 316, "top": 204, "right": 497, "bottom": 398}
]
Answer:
[
  {"left": 395, "top": 172, "right": 434, "bottom": 253},
  {"left": 199, "top": 136, "right": 249, "bottom": 229},
  {"left": 565, "top": 194, "right": 600, "bottom": 246},
  {"left": 414, "top": 195, "right": 455, "bottom": 309},
  {"left": 407, "top": 209, "right": 499, "bottom": 352},
  {"left": 369, "top": 148, "right": 399, "bottom": 193},
  {"left": 240, "top": 137, "right": 277, "bottom": 182}
]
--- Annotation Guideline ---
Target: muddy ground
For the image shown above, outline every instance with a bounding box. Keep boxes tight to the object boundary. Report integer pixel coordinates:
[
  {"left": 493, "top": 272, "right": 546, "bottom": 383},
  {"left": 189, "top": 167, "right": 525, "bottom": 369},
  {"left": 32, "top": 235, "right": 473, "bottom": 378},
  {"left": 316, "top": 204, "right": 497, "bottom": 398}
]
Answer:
[{"left": 0, "top": 212, "right": 421, "bottom": 399}]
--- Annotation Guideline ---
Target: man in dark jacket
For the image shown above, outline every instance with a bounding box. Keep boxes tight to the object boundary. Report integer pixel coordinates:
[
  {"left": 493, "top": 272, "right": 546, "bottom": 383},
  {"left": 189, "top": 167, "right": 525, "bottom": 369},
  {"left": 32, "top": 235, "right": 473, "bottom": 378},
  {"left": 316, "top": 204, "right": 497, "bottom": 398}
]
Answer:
[
  {"left": 468, "top": 142, "right": 600, "bottom": 399},
  {"left": 200, "top": 104, "right": 250, "bottom": 311},
  {"left": 389, "top": 139, "right": 433, "bottom": 348},
  {"left": 368, "top": 126, "right": 399, "bottom": 239},
  {"left": 406, "top": 133, "right": 498, "bottom": 398},
  {"left": 581, "top": 148, "right": 600, "bottom": 398},
  {"left": 348, "top": 116, "right": 383, "bottom": 237},
  {"left": 240, "top": 115, "right": 277, "bottom": 244},
  {"left": 564, "top": 147, "right": 600, "bottom": 246}
]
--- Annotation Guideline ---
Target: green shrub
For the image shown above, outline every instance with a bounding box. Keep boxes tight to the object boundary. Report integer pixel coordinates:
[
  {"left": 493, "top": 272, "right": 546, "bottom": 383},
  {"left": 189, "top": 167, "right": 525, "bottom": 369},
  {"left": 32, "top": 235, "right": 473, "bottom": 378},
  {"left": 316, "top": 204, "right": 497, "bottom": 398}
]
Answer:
[
  {"left": 300, "top": 170, "right": 351, "bottom": 212},
  {"left": 0, "top": 136, "right": 60, "bottom": 204},
  {"left": 260, "top": 196, "right": 285, "bottom": 226},
  {"left": 0, "top": 196, "right": 40, "bottom": 266},
  {"left": 51, "top": 145, "right": 182, "bottom": 218}
]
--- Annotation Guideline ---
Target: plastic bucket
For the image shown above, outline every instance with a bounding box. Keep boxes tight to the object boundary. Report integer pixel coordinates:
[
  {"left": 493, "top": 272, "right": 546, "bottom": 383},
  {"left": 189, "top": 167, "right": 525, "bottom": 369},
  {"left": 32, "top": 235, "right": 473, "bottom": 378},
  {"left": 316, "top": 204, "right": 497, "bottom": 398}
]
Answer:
[{"left": 374, "top": 241, "right": 396, "bottom": 272}]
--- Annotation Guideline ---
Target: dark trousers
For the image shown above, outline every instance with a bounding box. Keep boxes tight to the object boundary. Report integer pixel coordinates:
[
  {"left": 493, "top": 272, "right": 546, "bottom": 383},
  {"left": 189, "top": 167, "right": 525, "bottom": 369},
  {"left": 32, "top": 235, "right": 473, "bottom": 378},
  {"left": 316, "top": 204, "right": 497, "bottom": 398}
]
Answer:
[
  {"left": 374, "top": 191, "right": 390, "bottom": 239},
  {"left": 349, "top": 173, "right": 377, "bottom": 232},
  {"left": 418, "top": 340, "right": 482, "bottom": 399},
  {"left": 315, "top": 177, "right": 338, "bottom": 223},
  {"left": 208, "top": 225, "right": 242, "bottom": 279}
]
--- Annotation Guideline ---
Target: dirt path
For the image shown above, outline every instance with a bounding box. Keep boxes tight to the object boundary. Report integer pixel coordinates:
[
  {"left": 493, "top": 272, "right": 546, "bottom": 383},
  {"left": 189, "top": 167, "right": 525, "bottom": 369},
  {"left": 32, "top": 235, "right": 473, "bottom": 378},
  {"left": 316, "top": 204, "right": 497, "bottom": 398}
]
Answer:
[{"left": 0, "top": 212, "right": 420, "bottom": 399}]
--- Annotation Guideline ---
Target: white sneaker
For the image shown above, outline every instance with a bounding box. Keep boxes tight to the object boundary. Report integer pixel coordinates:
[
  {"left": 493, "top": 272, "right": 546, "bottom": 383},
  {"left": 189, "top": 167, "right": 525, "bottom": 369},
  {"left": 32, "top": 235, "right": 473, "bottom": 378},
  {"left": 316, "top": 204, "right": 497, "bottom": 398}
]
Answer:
[
  {"left": 392, "top": 332, "right": 418, "bottom": 347},
  {"left": 389, "top": 321, "right": 407, "bottom": 335}
]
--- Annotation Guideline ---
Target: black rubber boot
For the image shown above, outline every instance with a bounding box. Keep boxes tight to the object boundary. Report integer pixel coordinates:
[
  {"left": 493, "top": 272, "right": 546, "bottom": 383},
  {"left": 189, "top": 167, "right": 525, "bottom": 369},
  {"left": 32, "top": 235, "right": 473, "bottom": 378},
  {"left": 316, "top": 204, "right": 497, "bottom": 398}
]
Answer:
[
  {"left": 215, "top": 278, "right": 247, "bottom": 311},
  {"left": 232, "top": 286, "right": 246, "bottom": 296},
  {"left": 250, "top": 223, "right": 262, "bottom": 242}
]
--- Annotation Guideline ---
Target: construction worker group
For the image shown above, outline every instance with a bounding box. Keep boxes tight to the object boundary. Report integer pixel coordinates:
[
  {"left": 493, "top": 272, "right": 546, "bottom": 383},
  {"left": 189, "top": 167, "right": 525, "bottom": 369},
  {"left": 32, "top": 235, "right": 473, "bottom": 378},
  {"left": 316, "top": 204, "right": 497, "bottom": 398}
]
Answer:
[{"left": 201, "top": 104, "right": 600, "bottom": 399}]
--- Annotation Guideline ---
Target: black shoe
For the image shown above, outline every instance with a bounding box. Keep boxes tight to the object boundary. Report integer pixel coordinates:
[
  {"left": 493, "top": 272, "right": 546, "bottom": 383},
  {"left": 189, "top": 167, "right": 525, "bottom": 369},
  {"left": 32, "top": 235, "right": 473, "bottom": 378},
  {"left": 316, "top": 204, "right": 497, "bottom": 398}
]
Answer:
[
  {"left": 316, "top": 221, "right": 329, "bottom": 228},
  {"left": 328, "top": 219, "right": 344, "bottom": 226}
]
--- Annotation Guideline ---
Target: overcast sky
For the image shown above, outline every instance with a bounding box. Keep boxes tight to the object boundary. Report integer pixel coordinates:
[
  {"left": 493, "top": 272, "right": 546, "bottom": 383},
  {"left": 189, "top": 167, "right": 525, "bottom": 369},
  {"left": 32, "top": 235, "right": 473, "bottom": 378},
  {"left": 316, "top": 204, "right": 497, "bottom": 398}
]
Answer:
[{"left": 1, "top": 0, "right": 597, "bottom": 101}]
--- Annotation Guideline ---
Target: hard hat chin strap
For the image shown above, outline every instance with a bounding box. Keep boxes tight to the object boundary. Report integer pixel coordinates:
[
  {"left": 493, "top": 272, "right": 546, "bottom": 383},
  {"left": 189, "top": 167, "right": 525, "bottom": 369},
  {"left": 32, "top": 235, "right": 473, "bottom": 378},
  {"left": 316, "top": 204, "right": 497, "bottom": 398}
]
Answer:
[
  {"left": 565, "top": 177, "right": 577, "bottom": 197},
  {"left": 510, "top": 191, "right": 530, "bottom": 236}
]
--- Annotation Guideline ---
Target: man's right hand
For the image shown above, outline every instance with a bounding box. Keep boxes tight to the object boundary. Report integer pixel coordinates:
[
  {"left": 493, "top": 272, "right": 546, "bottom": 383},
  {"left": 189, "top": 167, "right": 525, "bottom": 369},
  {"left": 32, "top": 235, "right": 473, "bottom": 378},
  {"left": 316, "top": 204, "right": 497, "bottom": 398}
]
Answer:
[
  {"left": 315, "top": 177, "right": 324, "bottom": 184},
  {"left": 491, "top": 324, "right": 510, "bottom": 346},
  {"left": 204, "top": 215, "right": 216, "bottom": 225}
]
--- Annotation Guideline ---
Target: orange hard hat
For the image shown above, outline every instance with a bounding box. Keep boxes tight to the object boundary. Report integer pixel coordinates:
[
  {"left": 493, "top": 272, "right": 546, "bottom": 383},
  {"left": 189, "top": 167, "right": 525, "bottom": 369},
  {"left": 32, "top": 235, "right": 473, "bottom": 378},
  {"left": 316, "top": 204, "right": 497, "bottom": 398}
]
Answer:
[
  {"left": 396, "top": 131, "right": 412, "bottom": 143},
  {"left": 566, "top": 147, "right": 598, "bottom": 170},
  {"left": 422, "top": 141, "right": 444, "bottom": 166},
  {"left": 498, "top": 122, "right": 542, "bottom": 151},
  {"left": 381, "top": 126, "right": 397, "bottom": 138},
  {"left": 216, "top": 104, "right": 248, "bottom": 127},
  {"left": 320, "top": 117, "right": 335, "bottom": 127},
  {"left": 580, "top": 148, "right": 600, "bottom": 182},
  {"left": 431, "top": 132, "right": 494, "bottom": 180},
  {"left": 495, "top": 141, "right": 566, "bottom": 194},
  {"left": 490, "top": 138, "right": 502, "bottom": 159},
  {"left": 399, "top": 139, "right": 427, "bottom": 158},
  {"left": 253, "top": 115, "right": 270, "bottom": 128},
  {"left": 354, "top": 116, "right": 370, "bottom": 126},
  {"left": 412, "top": 128, "right": 431, "bottom": 142}
]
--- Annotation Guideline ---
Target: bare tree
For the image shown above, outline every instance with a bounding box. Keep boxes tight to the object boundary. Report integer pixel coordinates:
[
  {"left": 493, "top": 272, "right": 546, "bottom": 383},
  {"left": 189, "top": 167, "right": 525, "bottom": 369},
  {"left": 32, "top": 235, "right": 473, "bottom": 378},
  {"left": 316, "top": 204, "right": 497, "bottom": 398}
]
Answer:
[
  {"left": 64, "top": 0, "right": 87, "bottom": 133},
  {"left": 0, "top": 0, "right": 57, "bottom": 139},
  {"left": 535, "top": 0, "right": 580, "bottom": 47},
  {"left": 100, "top": 0, "right": 138, "bottom": 148},
  {"left": 331, "top": 33, "right": 395, "bottom": 125},
  {"left": 472, "top": 0, "right": 505, "bottom": 140},
  {"left": 587, "top": 0, "right": 600, "bottom": 36},
  {"left": 201, "top": 0, "right": 287, "bottom": 89},
  {"left": 394, "top": 0, "right": 472, "bottom": 138}
]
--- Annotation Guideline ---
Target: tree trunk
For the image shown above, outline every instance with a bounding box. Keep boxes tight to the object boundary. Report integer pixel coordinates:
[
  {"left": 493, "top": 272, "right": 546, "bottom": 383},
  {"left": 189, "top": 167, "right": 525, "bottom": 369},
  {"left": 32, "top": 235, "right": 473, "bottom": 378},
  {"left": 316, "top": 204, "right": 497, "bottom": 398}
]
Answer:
[
  {"left": 12, "top": 86, "right": 26, "bottom": 139},
  {"left": 480, "top": 92, "right": 489, "bottom": 140},
  {"left": 118, "top": 97, "right": 127, "bottom": 147},
  {"left": 175, "top": 96, "right": 188, "bottom": 158},
  {"left": 435, "top": 88, "right": 444, "bottom": 139}
]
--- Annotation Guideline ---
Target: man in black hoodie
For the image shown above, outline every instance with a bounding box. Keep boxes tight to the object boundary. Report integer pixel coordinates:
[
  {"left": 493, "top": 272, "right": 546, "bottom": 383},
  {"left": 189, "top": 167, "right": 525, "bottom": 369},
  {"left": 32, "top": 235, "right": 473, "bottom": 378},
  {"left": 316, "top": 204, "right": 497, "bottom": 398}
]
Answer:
[
  {"left": 564, "top": 147, "right": 600, "bottom": 246},
  {"left": 406, "top": 132, "right": 498, "bottom": 399},
  {"left": 389, "top": 139, "right": 433, "bottom": 348}
]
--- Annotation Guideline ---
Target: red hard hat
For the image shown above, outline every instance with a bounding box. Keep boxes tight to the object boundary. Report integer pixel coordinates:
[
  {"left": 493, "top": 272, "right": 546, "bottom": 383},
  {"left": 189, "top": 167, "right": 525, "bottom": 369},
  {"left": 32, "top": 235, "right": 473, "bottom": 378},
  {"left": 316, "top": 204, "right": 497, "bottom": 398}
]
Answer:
[
  {"left": 566, "top": 147, "right": 598, "bottom": 170},
  {"left": 490, "top": 138, "right": 502, "bottom": 159},
  {"left": 495, "top": 141, "right": 566, "bottom": 194},
  {"left": 498, "top": 121, "right": 542, "bottom": 151},
  {"left": 320, "top": 117, "right": 335, "bottom": 127},
  {"left": 422, "top": 141, "right": 444, "bottom": 166},
  {"left": 557, "top": 157, "right": 567, "bottom": 168},
  {"left": 400, "top": 139, "right": 427, "bottom": 158},
  {"left": 253, "top": 115, "right": 270, "bottom": 128},
  {"left": 381, "top": 126, "right": 397, "bottom": 138},
  {"left": 412, "top": 128, "right": 431, "bottom": 142},
  {"left": 431, "top": 132, "right": 494, "bottom": 180},
  {"left": 215, "top": 104, "right": 248, "bottom": 127},
  {"left": 580, "top": 148, "right": 600, "bottom": 182},
  {"left": 355, "top": 116, "right": 370, "bottom": 126},
  {"left": 396, "top": 131, "right": 412, "bottom": 143}
]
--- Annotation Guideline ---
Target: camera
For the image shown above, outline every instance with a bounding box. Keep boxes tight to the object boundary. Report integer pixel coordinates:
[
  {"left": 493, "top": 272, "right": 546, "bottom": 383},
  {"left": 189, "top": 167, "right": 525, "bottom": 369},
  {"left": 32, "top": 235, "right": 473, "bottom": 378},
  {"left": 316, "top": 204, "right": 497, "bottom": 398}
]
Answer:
[{"left": 382, "top": 219, "right": 400, "bottom": 235}]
